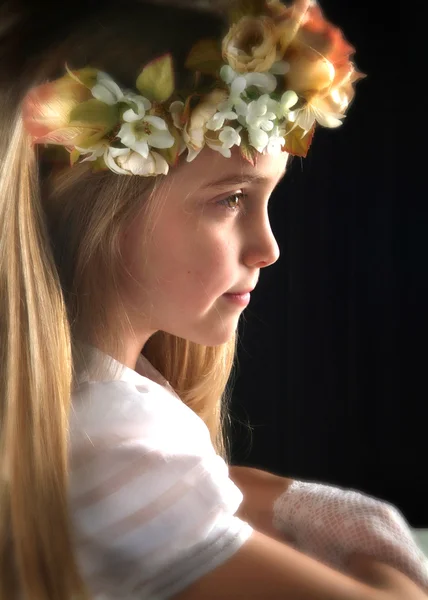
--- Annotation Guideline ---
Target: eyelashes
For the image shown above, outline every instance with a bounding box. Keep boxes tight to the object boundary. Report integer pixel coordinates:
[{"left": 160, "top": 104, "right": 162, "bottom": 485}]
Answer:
[{"left": 216, "top": 191, "right": 248, "bottom": 214}]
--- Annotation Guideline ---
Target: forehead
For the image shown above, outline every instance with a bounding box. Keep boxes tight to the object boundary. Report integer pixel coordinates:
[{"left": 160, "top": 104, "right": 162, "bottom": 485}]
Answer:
[{"left": 167, "top": 146, "right": 289, "bottom": 195}]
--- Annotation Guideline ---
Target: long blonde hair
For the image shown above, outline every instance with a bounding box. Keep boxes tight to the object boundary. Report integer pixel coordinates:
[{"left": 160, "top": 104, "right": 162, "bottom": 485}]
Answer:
[{"left": 0, "top": 2, "right": 237, "bottom": 598}]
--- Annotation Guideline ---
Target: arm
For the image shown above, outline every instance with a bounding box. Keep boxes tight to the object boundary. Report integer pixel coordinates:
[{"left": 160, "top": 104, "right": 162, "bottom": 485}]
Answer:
[
  {"left": 228, "top": 465, "right": 428, "bottom": 594},
  {"left": 228, "top": 464, "right": 294, "bottom": 542},
  {"left": 174, "top": 528, "right": 428, "bottom": 600}
]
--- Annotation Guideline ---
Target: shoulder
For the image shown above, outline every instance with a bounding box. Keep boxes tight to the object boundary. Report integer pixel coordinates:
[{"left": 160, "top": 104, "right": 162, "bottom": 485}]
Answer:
[
  {"left": 70, "top": 377, "right": 211, "bottom": 454},
  {"left": 69, "top": 379, "right": 253, "bottom": 599}
]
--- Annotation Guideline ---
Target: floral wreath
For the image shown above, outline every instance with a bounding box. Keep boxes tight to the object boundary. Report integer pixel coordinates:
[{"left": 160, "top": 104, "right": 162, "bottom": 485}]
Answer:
[{"left": 22, "top": 0, "right": 364, "bottom": 177}]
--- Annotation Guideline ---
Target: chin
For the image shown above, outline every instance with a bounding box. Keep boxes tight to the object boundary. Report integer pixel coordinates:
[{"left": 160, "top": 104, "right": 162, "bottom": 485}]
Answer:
[{"left": 178, "top": 318, "right": 239, "bottom": 347}]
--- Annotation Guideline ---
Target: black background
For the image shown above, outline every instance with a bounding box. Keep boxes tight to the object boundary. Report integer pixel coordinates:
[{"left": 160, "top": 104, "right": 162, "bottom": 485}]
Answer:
[{"left": 230, "top": 0, "right": 427, "bottom": 527}]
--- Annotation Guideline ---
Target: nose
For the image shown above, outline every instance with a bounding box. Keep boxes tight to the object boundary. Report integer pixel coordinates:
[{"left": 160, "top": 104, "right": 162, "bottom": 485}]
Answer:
[{"left": 242, "top": 211, "right": 280, "bottom": 269}]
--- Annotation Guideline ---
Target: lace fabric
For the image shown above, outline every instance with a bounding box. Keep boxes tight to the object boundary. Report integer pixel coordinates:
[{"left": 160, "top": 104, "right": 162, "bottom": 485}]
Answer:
[{"left": 272, "top": 480, "right": 428, "bottom": 592}]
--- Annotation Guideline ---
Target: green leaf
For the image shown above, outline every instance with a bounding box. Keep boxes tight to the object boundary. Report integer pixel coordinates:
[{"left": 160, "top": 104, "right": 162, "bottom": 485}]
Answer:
[
  {"left": 70, "top": 149, "right": 81, "bottom": 165},
  {"left": 90, "top": 156, "right": 108, "bottom": 172},
  {"left": 65, "top": 65, "right": 99, "bottom": 89},
  {"left": 185, "top": 39, "right": 224, "bottom": 77},
  {"left": 69, "top": 99, "right": 119, "bottom": 132},
  {"left": 228, "top": 0, "right": 267, "bottom": 24},
  {"left": 136, "top": 54, "right": 175, "bottom": 103}
]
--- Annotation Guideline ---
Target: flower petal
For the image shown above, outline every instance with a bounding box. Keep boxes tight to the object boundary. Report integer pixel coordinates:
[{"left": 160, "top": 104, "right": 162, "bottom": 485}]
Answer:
[
  {"left": 91, "top": 83, "right": 118, "bottom": 106},
  {"left": 220, "top": 65, "right": 236, "bottom": 84},
  {"left": 104, "top": 148, "right": 130, "bottom": 175},
  {"left": 234, "top": 99, "right": 249, "bottom": 117},
  {"left": 152, "top": 151, "right": 170, "bottom": 176},
  {"left": 123, "top": 108, "right": 144, "bottom": 122},
  {"left": 118, "top": 123, "right": 136, "bottom": 147},
  {"left": 95, "top": 75, "right": 123, "bottom": 102},
  {"left": 132, "top": 140, "right": 150, "bottom": 158},
  {"left": 244, "top": 73, "right": 277, "bottom": 93},
  {"left": 147, "top": 130, "right": 175, "bottom": 149},
  {"left": 22, "top": 77, "right": 92, "bottom": 144},
  {"left": 75, "top": 143, "right": 106, "bottom": 162},
  {"left": 206, "top": 141, "right": 232, "bottom": 158},
  {"left": 270, "top": 61, "right": 290, "bottom": 75},
  {"left": 118, "top": 151, "right": 154, "bottom": 176},
  {"left": 206, "top": 114, "right": 225, "bottom": 131},
  {"left": 261, "top": 120, "right": 274, "bottom": 132},
  {"left": 144, "top": 115, "right": 168, "bottom": 130},
  {"left": 231, "top": 76, "right": 247, "bottom": 97},
  {"left": 109, "top": 147, "right": 130, "bottom": 158},
  {"left": 248, "top": 127, "right": 269, "bottom": 152},
  {"left": 313, "top": 107, "right": 344, "bottom": 128},
  {"left": 169, "top": 101, "right": 185, "bottom": 128},
  {"left": 186, "top": 147, "right": 203, "bottom": 162},
  {"left": 125, "top": 93, "right": 151, "bottom": 112},
  {"left": 295, "top": 107, "right": 316, "bottom": 134},
  {"left": 281, "top": 90, "right": 299, "bottom": 111}
]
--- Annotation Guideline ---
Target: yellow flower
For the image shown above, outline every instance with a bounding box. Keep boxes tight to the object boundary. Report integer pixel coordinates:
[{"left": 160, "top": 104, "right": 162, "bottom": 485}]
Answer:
[
  {"left": 222, "top": 16, "right": 278, "bottom": 74},
  {"left": 170, "top": 89, "right": 228, "bottom": 162}
]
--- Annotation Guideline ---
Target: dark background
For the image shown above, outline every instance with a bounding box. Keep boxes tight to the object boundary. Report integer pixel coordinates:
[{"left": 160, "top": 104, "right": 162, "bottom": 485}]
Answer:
[{"left": 229, "top": 0, "right": 427, "bottom": 526}]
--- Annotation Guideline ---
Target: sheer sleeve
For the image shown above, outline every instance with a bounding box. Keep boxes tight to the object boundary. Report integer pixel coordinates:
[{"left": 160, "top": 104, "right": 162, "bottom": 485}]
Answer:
[{"left": 69, "top": 380, "right": 253, "bottom": 599}]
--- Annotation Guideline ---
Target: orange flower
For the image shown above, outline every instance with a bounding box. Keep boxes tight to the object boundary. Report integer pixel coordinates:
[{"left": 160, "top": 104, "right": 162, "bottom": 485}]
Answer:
[
  {"left": 271, "top": 0, "right": 365, "bottom": 133},
  {"left": 23, "top": 73, "right": 105, "bottom": 147}
]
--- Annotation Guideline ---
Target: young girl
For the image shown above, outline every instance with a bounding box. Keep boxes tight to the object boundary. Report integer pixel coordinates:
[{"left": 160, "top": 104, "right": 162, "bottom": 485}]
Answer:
[{"left": 1, "top": 0, "right": 427, "bottom": 598}]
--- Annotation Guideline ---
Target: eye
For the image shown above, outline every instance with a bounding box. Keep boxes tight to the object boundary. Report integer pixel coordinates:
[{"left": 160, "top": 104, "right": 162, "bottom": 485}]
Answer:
[{"left": 217, "top": 191, "right": 247, "bottom": 212}]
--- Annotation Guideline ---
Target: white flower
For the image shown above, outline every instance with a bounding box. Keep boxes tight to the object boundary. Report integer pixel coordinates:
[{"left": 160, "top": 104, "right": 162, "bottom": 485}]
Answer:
[
  {"left": 169, "top": 100, "right": 185, "bottom": 128},
  {"left": 91, "top": 72, "right": 124, "bottom": 105},
  {"left": 91, "top": 72, "right": 153, "bottom": 120},
  {"left": 246, "top": 95, "right": 277, "bottom": 132},
  {"left": 206, "top": 108, "right": 238, "bottom": 132},
  {"left": 270, "top": 61, "right": 290, "bottom": 75},
  {"left": 169, "top": 90, "right": 229, "bottom": 163},
  {"left": 221, "top": 65, "right": 277, "bottom": 94},
  {"left": 265, "top": 125, "right": 286, "bottom": 156},
  {"left": 220, "top": 65, "right": 277, "bottom": 108},
  {"left": 243, "top": 72, "right": 277, "bottom": 94},
  {"left": 75, "top": 142, "right": 108, "bottom": 162},
  {"left": 218, "top": 69, "right": 249, "bottom": 118},
  {"left": 206, "top": 126, "right": 242, "bottom": 158},
  {"left": 104, "top": 147, "right": 133, "bottom": 174},
  {"left": 278, "top": 90, "right": 299, "bottom": 119},
  {"left": 118, "top": 115, "right": 174, "bottom": 159},
  {"left": 101, "top": 146, "right": 169, "bottom": 176},
  {"left": 206, "top": 70, "right": 245, "bottom": 132},
  {"left": 122, "top": 93, "right": 152, "bottom": 122},
  {"left": 288, "top": 103, "right": 345, "bottom": 136},
  {"left": 220, "top": 65, "right": 237, "bottom": 85},
  {"left": 116, "top": 150, "right": 169, "bottom": 176},
  {"left": 74, "top": 143, "right": 125, "bottom": 171},
  {"left": 248, "top": 127, "right": 269, "bottom": 153}
]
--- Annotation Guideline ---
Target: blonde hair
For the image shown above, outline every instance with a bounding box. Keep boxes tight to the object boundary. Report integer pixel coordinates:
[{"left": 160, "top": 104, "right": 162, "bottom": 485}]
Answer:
[{"left": 0, "top": 2, "right": 237, "bottom": 598}]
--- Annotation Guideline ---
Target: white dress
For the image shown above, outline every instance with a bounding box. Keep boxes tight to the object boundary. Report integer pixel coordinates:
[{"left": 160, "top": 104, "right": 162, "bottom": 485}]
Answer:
[{"left": 69, "top": 346, "right": 253, "bottom": 599}]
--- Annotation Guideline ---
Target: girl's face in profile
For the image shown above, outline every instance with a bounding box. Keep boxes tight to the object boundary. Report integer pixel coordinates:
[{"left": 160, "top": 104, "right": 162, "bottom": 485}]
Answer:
[{"left": 119, "top": 146, "right": 288, "bottom": 350}]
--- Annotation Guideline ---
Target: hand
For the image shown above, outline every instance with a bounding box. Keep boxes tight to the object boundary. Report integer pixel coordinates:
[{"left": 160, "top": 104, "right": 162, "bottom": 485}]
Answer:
[{"left": 272, "top": 480, "right": 428, "bottom": 593}]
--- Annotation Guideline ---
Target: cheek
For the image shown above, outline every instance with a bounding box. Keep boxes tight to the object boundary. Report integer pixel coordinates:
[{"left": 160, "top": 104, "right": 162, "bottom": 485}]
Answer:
[
  {"left": 158, "top": 231, "right": 238, "bottom": 303},
  {"left": 121, "top": 210, "right": 239, "bottom": 298}
]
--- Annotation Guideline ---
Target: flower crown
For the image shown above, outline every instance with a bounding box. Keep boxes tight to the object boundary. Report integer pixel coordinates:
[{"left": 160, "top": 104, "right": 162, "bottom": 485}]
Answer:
[{"left": 23, "top": 0, "right": 364, "bottom": 177}]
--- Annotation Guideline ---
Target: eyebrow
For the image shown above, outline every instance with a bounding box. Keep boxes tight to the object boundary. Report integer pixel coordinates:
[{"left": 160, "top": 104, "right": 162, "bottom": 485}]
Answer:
[{"left": 199, "top": 168, "right": 287, "bottom": 191}]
